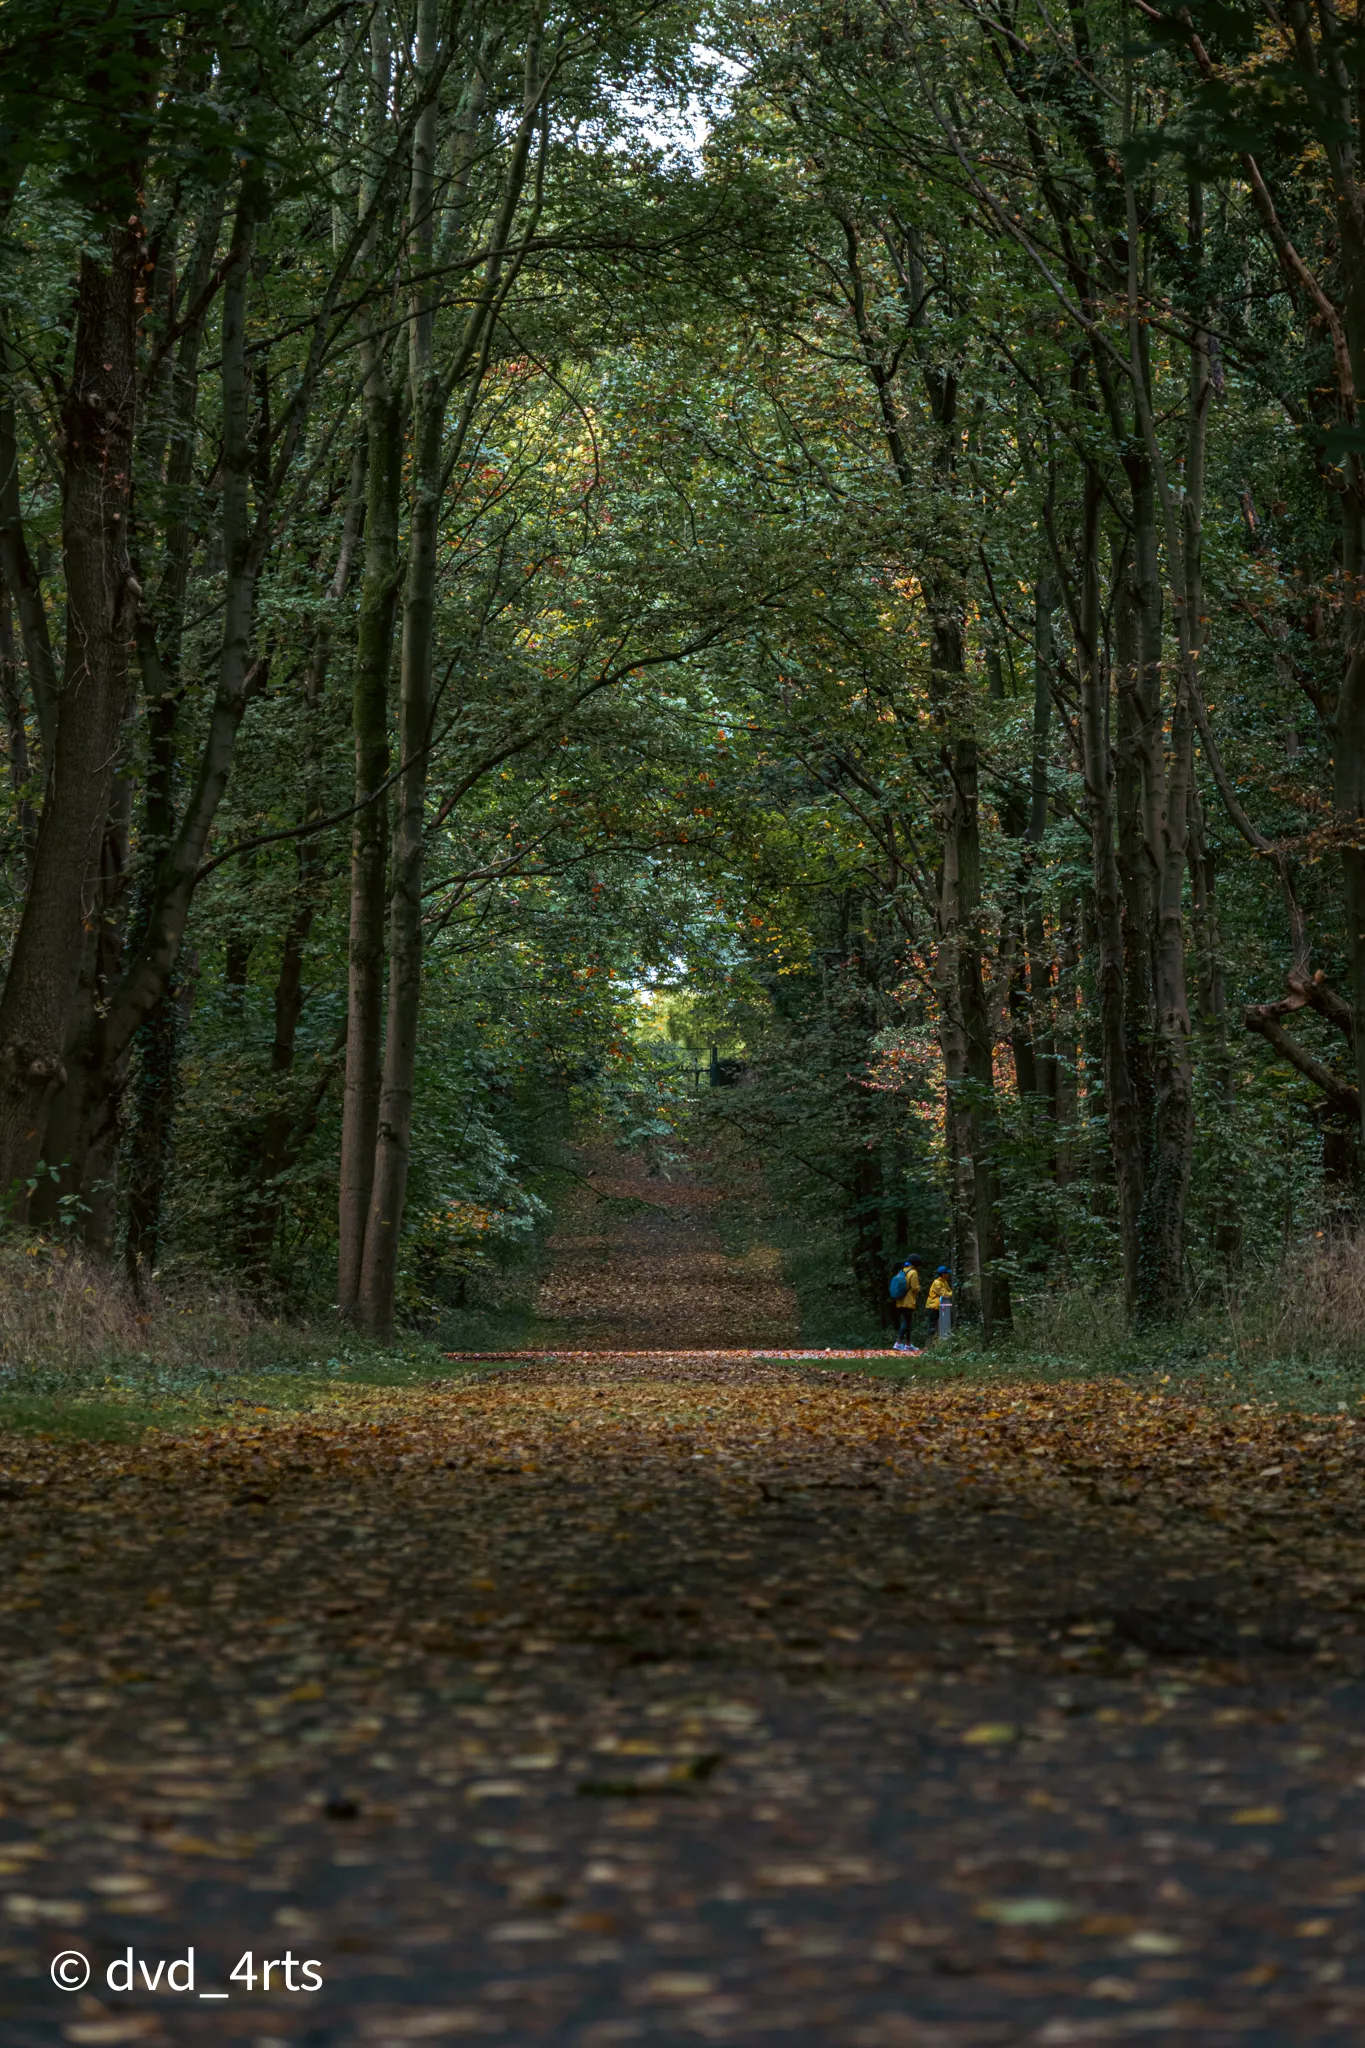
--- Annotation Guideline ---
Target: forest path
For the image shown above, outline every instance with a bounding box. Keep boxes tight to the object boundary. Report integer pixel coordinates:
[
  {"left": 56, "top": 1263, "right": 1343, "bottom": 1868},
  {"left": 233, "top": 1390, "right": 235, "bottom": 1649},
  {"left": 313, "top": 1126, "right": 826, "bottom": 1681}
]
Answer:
[
  {"left": 5, "top": 1365, "right": 1365, "bottom": 2043},
  {"left": 527, "top": 1139, "right": 802, "bottom": 1352}
]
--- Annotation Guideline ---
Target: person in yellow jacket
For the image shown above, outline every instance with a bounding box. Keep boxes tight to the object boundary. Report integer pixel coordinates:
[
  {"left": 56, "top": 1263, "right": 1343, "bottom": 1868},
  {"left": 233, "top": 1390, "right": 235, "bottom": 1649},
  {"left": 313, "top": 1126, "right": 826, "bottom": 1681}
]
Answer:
[
  {"left": 924, "top": 1266, "right": 953, "bottom": 1340},
  {"left": 891, "top": 1255, "right": 923, "bottom": 1352}
]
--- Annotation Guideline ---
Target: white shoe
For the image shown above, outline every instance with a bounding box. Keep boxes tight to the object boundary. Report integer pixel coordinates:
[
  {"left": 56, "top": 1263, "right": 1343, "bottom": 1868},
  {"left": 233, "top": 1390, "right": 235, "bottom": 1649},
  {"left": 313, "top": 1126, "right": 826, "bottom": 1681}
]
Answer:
[{"left": 892, "top": 1342, "right": 910, "bottom": 1353}]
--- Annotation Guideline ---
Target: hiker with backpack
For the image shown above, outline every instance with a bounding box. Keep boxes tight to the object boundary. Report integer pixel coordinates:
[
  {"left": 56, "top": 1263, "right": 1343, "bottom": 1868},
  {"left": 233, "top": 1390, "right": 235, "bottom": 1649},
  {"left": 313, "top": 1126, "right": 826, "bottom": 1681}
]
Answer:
[{"left": 888, "top": 1254, "right": 924, "bottom": 1353}]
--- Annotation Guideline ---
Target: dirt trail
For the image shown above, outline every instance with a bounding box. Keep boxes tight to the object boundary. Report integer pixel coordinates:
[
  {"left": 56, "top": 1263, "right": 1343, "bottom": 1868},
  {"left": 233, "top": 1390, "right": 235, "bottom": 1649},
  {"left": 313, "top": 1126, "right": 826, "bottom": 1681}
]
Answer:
[
  {"left": 5, "top": 1198, "right": 1365, "bottom": 2043},
  {"left": 530, "top": 1143, "right": 801, "bottom": 1352}
]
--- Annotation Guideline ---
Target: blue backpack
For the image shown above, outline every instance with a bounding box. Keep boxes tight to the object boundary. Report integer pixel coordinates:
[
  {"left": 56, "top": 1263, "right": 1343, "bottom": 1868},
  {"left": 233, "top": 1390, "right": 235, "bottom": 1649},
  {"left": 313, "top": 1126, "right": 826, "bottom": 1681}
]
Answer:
[{"left": 889, "top": 1266, "right": 910, "bottom": 1303}]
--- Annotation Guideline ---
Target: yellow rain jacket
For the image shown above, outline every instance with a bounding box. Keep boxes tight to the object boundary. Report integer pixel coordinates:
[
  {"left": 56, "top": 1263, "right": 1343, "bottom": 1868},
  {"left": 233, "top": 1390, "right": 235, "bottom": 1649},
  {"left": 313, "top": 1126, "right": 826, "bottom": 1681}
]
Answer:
[{"left": 926, "top": 1275, "right": 953, "bottom": 1313}]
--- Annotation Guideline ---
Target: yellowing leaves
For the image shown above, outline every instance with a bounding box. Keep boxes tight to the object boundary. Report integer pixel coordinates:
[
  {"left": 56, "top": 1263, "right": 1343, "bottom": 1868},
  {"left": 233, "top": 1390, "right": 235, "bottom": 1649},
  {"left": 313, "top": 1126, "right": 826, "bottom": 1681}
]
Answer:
[
  {"left": 962, "top": 1721, "right": 1017, "bottom": 1745},
  {"left": 977, "top": 1896, "right": 1074, "bottom": 1926}
]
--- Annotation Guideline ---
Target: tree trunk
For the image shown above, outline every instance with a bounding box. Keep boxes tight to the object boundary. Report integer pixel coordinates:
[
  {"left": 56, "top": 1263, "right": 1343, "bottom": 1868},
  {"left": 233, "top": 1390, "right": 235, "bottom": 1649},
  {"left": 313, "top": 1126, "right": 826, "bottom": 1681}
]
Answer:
[
  {"left": 930, "top": 671, "right": 979, "bottom": 1313},
  {"left": 1189, "top": 783, "right": 1241, "bottom": 1258},
  {"left": 1112, "top": 542, "right": 1158, "bottom": 1206},
  {"left": 357, "top": 0, "right": 441, "bottom": 1337},
  {"left": 1054, "top": 896, "right": 1080, "bottom": 1184},
  {"left": 1188, "top": 787, "right": 1228, "bottom": 1050},
  {"left": 1139, "top": 678, "right": 1195, "bottom": 1325},
  {"left": 0, "top": 342, "right": 57, "bottom": 765},
  {"left": 0, "top": 227, "right": 142, "bottom": 1210},
  {"left": 104, "top": 178, "right": 268, "bottom": 1044},
  {"left": 1075, "top": 464, "right": 1143, "bottom": 1312},
  {"left": 337, "top": 10, "right": 402, "bottom": 1319},
  {"left": 122, "top": 963, "right": 188, "bottom": 1296},
  {"left": 951, "top": 710, "right": 1011, "bottom": 1338},
  {"left": 1124, "top": 199, "right": 1206, "bottom": 1327},
  {"left": 0, "top": 570, "right": 35, "bottom": 871},
  {"left": 30, "top": 178, "right": 268, "bottom": 1225},
  {"left": 1025, "top": 578, "right": 1058, "bottom": 1119},
  {"left": 30, "top": 770, "right": 133, "bottom": 1241},
  {"left": 1340, "top": 502, "right": 1365, "bottom": 1140},
  {"left": 925, "top": 602, "right": 1010, "bottom": 1338},
  {"left": 1008, "top": 937, "right": 1038, "bottom": 1102},
  {"left": 336, "top": 386, "right": 400, "bottom": 1315}
]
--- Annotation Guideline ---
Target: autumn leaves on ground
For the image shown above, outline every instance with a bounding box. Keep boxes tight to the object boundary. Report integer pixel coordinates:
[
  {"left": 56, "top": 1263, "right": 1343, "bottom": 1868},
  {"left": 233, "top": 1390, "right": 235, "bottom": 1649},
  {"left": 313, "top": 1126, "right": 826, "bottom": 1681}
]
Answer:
[
  {"left": 4, "top": 1159, "right": 1365, "bottom": 2046},
  {"left": 527, "top": 1144, "right": 802, "bottom": 1354}
]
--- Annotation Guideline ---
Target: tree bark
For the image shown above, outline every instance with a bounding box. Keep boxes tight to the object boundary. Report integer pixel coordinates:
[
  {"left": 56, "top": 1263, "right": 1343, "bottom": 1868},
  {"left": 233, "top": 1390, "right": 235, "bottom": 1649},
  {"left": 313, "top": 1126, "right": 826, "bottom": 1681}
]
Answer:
[
  {"left": 1122, "top": 182, "right": 1206, "bottom": 1325},
  {"left": 950, "top": 698, "right": 1011, "bottom": 1338},
  {"left": 37, "top": 176, "right": 269, "bottom": 1233},
  {"left": 29, "top": 766, "right": 133, "bottom": 1241},
  {"left": 336, "top": 381, "right": 400, "bottom": 1314},
  {"left": 0, "top": 570, "right": 35, "bottom": 871},
  {"left": 1339, "top": 505, "right": 1365, "bottom": 1140},
  {"left": 1074, "top": 462, "right": 1144, "bottom": 1312},
  {"left": 356, "top": 0, "right": 442, "bottom": 1336},
  {"left": 0, "top": 342, "right": 58, "bottom": 765},
  {"left": 1112, "top": 548, "right": 1158, "bottom": 1204},
  {"left": 122, "top": 962, "right": 187, "bottom": 1295},
  {"left": 0, "top": 226, "right": 143, "bottom": 1210},
  {"left": 336, "top": 5, "right": 402, "bottom": 1318},
  {"left": 1054, "top": 896, "right": 1080, "bottom": 1184},
  {"left": 1189, "top": 784, "right": 1242, "bottom": 1257},
  {"left": 1019, "top": 578, "right": 1057, "bottom": 1121}
]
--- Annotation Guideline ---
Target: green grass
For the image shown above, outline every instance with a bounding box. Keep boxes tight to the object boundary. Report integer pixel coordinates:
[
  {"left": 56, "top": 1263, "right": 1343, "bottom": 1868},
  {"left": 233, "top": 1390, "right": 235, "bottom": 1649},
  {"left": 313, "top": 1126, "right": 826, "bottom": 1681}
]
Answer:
[
  {"left": 0, "top": 1336, "right": 536, "bottom": 1442},
  {"left": 798, "top": 1333, "right": 1365, "bottom": 1413},
  {"left": 0, "top": 1395, "right": 170, "bottom": 1441}
]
